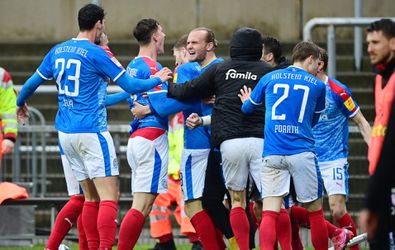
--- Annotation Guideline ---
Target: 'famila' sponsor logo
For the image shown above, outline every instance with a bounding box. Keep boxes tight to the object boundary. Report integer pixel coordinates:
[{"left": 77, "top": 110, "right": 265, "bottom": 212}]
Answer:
[{"left": 225, "top": 69, "right": 257, "bottom": 80}]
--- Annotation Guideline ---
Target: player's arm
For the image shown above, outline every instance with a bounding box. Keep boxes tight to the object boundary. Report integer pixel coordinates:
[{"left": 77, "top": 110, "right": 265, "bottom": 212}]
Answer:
[
  {"left": 95, "top": 49, "right": 172, "bottom": 94},
  {"left": 351, "top": 110, "right": 371, "bottom": 146},
  {"left": 186, "top": 113, "right": 211, "bottom": 129},
  {"left": 167, "top": 64, "right": 217, "bottom": 100},
  {"left": 114, "top": 68, "right": 172, "bottom": 94},
  {"left": 339, "top": 85, "right": 371, "bottom": 146},
  {"left": 16, "top": 73, "right": 45, "bottom": 125},
  {"left": 240, "top": 76, "right": 267, "bottom": 114},
  {"left": 105, "top": 92, "right": 130, "bottom": 107}
]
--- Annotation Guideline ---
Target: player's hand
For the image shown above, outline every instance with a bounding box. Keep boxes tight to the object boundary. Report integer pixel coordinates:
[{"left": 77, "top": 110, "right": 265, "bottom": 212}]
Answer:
[
  {"left": 154, "top": 67, "right": 173, "bottom": 83},
  {"left": 202, "top": 95, "right": 215, "bottom": 104},
  {"left": 131, "top": 102, "right": 151, "bottom": 119},
  {"left": 2, "top": 139, "right": 15, "bottom": 154},
  {"left": 359, "top": 209, "right": 378, "bottom": 240},
  {"left": 186, "top": 113, "right": 202, "bottom": 129},
  {"left": 238, "top": 85, "right": 252, "bottom": 103},
  {"left": 16, "top": 104, "right": 29, "bottom": 125}
]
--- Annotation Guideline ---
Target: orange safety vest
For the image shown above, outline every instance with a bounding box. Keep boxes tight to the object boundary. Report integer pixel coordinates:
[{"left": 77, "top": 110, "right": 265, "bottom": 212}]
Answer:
[{"left": 368, "top": 72, "right": 395, "bottom": 175}]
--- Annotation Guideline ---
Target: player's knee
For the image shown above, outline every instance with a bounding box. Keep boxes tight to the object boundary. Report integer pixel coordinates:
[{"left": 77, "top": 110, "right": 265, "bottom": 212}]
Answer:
[
  {"left": 329, "top": 197, "right": 347, "bottom": 219},
  {"left": 331, "top": 205, "right": 346, "bottom": 219},
  {"left": 230, "top": 191, "right": 245, "bottom": 208}
]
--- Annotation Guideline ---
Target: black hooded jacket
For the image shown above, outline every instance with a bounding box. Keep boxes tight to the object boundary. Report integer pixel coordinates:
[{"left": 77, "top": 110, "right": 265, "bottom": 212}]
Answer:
[{"left": 167, "top": 28, "right": 273, "bottom": 147}]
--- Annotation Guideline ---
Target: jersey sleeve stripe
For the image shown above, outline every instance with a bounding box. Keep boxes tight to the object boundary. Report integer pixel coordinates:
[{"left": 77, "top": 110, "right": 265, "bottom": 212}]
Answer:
[
  {"left": 36, "top": 69, "right": 53, "bottom": 80},
  {"left": 148, "top": 90, "right": 167, "bottom": 95},
  {"left": 113, "top": 69, "right": 126, "bottom": 82},
  {"left": 348, "top": 106, "right": 360, "bottom": 118},
  {"left": 249, "top": 97, "right": 262, "bottom": 105}
]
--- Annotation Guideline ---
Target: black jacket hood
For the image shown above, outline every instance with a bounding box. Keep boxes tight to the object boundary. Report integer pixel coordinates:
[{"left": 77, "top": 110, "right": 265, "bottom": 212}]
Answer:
[{"left": 230, "top": 27, "right": 263, "bottom": 61}]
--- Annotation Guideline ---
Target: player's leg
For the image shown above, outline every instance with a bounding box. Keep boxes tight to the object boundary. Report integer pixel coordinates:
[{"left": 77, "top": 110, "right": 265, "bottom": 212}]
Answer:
[
  {"left": 45, "top": 148, "right": 85, "bottom": 250},
  {"left": 81, "top": 131, "right": 120, "bottom": 249},
  {"left": 77, "top": 215, "right": 88, "bottom": 250},
  {"left": 202, "top": 148, "right": 238, "bottom": 249},
  {"left": 290, "top": 152, "right": 328, "bottom": 250},
  {"left": 79, "top": 178, "right": 101, "bottom": 249},
  {"left": 260, "top": 155, "right": 291, "bottom": 250},
  {"left": 323, "top": 159, "right": 359, "bottom": 249},
  {"left": 175, "top": 179, "right": 200, "bottom": 247},
  {"left": 181, "top": 148, "right": 222, "bottom": 250},
  {"left": 148, "top": 180, "right": 175, "bottom": 250},
  {"left": 118, "top": 134, "right": 168, "bottom": 250},
  {"left": 221, "top": 138, "right": 253, "bottom": 250},
  {"left": 320, "top": 159, "right": 355, "bottom": 248},
  {"left": 58, "top": 132, "right": 101, "bottom": 250}
]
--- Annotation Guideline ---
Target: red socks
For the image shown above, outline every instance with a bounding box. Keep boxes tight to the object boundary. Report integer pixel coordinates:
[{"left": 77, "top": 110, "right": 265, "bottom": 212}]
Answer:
[
  {"left": 190, "top": 210, "right": 221, "bottom": 250},
  {"left": 215, "top": 226, "right": 227, "bottom": 250},
  {"left": 82, "top": 201, "right": 100, "bottom": 250},
  {"left": 117, "top": 208, "right": 145, "bottom": 250},
  {"left": 77, "top": 215, "right": 88, "bottom": 250},
  {"left": 276, "top": 209, "right": 291, "bottom": 250},
  {"left": 290, "top": 205, "right": 310, "bottom": 226},
  {"left": 326, "top": 220, "right": 338, "bottom": 238},
  {"left": 230, "top": 207, "right": 250, "bottom": 250},
  {"left": 336, "top": 213, "right": 358, "bottom": 250},
  {"left": 186, "top": 232, "right": 199, "bottom": 243},
  {"left": 308, "top": 209, "right": 328, "bottom": 250},
  {"left": 291, "top": 222, "right": 304, "bottom": 250},
  {"left": 45, "top": 195, "right": 85, "bottom": 250},
  {"left": 97, "top": 200, "right": 118, "bottom": 249},
  {"left": 260, "top": 211, "right": 279, "bottom": 250}
]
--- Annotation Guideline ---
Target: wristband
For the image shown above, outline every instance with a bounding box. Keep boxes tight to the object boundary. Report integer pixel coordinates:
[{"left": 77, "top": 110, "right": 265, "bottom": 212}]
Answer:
[{"left": 201, "top": 115, "right": 211, "bottom": 126}]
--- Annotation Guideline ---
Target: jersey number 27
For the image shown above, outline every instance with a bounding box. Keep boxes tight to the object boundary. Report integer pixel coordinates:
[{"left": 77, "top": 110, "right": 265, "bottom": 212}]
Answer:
[{"left": 272, "top": 83, "right": 310, "bottom": 123}]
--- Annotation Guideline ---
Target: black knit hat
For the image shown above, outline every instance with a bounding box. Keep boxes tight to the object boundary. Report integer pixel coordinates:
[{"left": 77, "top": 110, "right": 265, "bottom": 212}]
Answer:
[{"left": 230, "top": 27, "right": 263, "bottom": 61}]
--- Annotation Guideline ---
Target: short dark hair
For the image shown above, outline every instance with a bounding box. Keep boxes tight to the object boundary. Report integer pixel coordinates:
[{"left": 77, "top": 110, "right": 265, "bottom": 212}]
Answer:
[
  {"left": 133, "top": 18, "right": 160, "bottom": 45},
  {"left": 190, "top": 27, "right": 218, "bottom": 48},
  {"left": 173, "top": 34, "right": 188, "bottom": 49},
  {"left": 367, "top": 19, "right": 395, "bottom": 39},
  {"left": 262, "top": 36, "right": 282, "bottom": 64},
  {"left": 319, "top": 47, "right": 328, "bottom": 72},
  {"left": 292, "top": 41, "right": 321, "bottom": 63},
  {"left": 78, "top": 4, "right": 105, "bottom": 31}
]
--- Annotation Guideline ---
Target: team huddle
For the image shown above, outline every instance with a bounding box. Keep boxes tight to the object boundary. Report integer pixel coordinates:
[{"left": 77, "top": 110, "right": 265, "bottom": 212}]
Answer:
[{"left": 15, "top": 3, "right": 380, "bottom": 250}]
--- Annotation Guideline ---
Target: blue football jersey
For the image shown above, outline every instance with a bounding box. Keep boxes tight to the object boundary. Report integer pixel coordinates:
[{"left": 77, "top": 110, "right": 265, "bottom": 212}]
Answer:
[
  {"left": 249, "top": 66, "right": 326, "bottom": 156},
  {"left": 313, "top": 77, "right": 360, "bottom": 162},
  {"left": 126, "top": 56, "right": 168, "bottom": 134},
  {"left": 37, "top": 38, "right": 125, "bottom": 133},
  {"left": 176, "top": 58, "right": 223, "bottom": 149}
]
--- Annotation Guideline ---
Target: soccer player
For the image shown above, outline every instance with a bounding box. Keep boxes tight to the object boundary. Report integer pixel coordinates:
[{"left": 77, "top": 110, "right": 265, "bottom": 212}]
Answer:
[
  {"left": 239, "top": 41, "right": 328, "bottom": 250},
  {"left": 131, "top": 27, "right": 226, "bottom": 250},
  {"left": 0, "top": 67, "right": 17, "bottom": 164},
  {"left": 261, "top": 36, "right": 288, "bottom": 69},
  {"left": 116, "top": 18, "right": 178, "bottom": 250},
  {"left": 44, "top": 32, "right": 118, "bottom": 250},
  {"left": 362, "top": 18, "right": 395, "bottom": 249},
  {"left": 167, "top": 27, "right": 273, "bottom": 250},
  {"left": 146, "top": 35, "right": 201, "bottom": 250},
  {"left": 313, "top": 48, "right": 371, "bottom": 250},
  {"left": 16, "top": 4, "right": 171, "bottom": 249}
]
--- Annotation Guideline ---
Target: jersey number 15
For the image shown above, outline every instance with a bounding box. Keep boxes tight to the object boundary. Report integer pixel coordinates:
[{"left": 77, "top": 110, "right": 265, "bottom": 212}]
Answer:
[
  {"left": 55, "top": 58, "right": 81, "bottom": 97},
  {"left": 272, "top": 83, "right": 310, "bottom": 123}
]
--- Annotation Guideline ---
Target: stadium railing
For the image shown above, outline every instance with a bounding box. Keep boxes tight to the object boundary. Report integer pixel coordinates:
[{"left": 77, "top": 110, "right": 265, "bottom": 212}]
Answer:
[{"left": 303, "top": 17, "right": 395, "bottom": 77}]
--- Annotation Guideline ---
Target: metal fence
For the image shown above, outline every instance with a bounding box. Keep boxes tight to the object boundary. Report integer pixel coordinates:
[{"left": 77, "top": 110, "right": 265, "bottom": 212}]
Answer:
[{"left": 303, "top": 17, "right": 395, "bottom": 77}]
